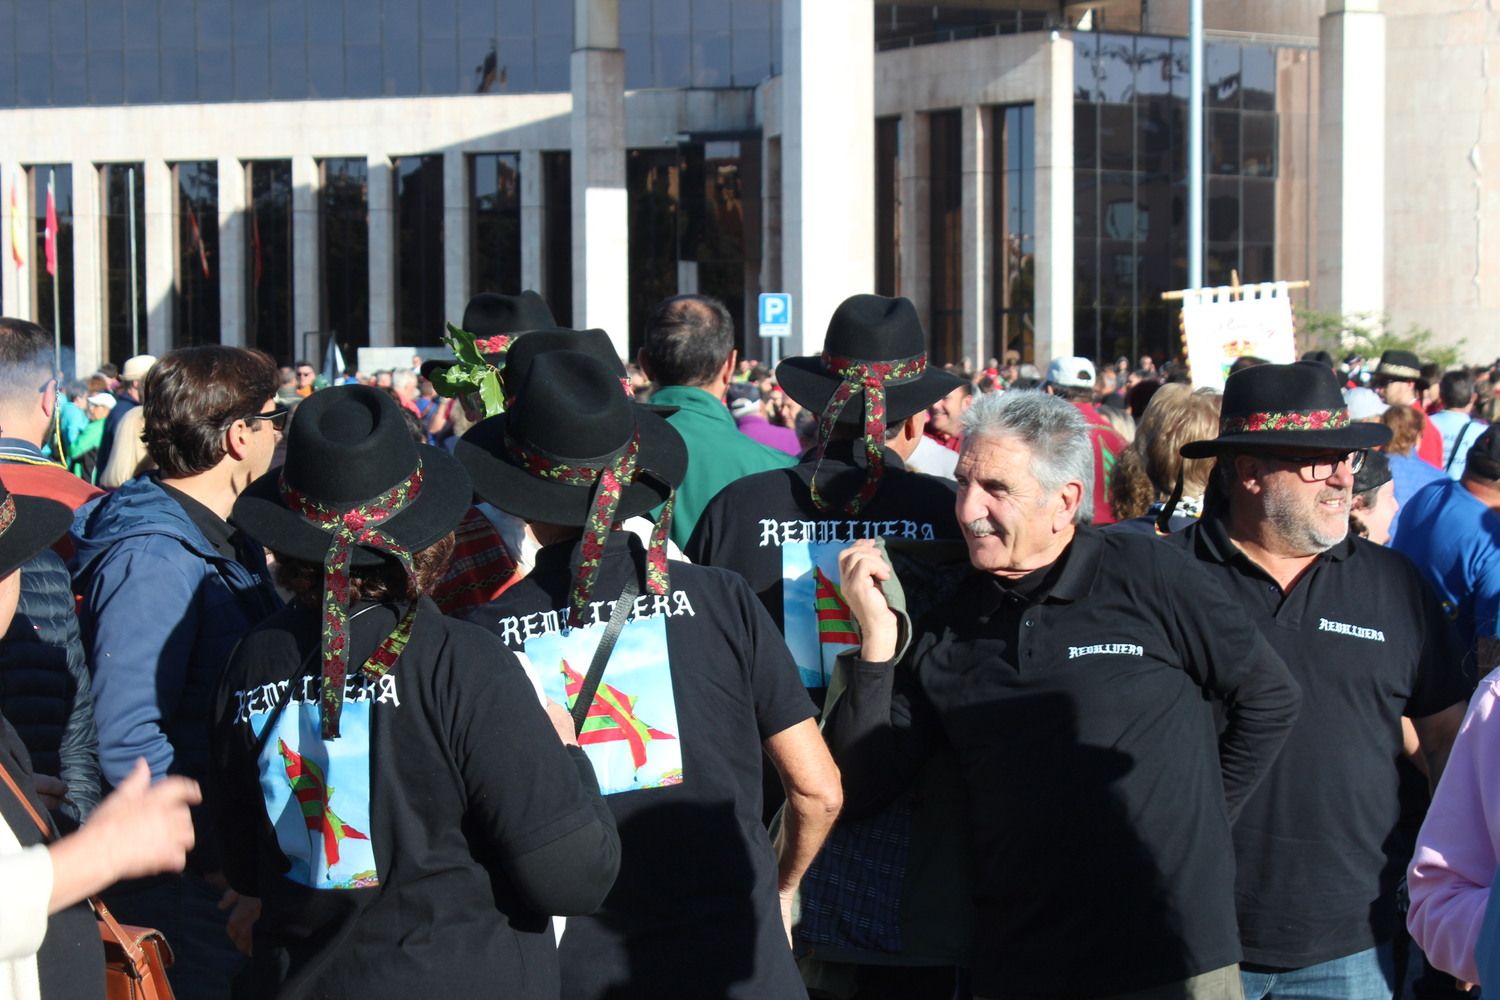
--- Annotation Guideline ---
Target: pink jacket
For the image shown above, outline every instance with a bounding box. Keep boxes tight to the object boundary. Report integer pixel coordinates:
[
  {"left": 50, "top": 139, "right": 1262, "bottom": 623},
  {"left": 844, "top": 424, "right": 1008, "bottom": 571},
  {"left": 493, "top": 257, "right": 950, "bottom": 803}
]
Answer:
[{"left": 1408, "top": 670, "right": 1500, "bottom": 983}]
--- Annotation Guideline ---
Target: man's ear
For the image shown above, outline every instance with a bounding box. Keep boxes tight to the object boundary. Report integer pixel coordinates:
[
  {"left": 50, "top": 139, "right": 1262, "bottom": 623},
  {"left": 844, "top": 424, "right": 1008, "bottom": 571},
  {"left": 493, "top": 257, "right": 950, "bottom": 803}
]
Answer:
[
  {"left": 1232, "top": 453, "right": 1265, "bottom": 496},
  {"left": 223, "top": 417, "right": 254, "bottom": 462},
  {"left": 636, "top": 349, "right": 655, "bottom": 384},
  {"left": 38, "top": 381, "right": 55, "bottom": 422},
  {"left": 719, "top": 349, "right": 739, "bottom": 385},
  {"left": 1054, "top": 480, "right": 1085, "bottom": 531}
]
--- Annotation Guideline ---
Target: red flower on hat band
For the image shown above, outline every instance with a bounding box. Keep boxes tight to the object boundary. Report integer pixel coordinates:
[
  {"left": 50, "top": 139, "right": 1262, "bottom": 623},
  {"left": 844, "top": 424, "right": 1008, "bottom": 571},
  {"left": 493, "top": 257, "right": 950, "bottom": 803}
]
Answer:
[
  {"left": 809, "top": 351, "right": 928, "bottom": 516},
  {"left": 1220, "top": 408, "right": 1351, "bottom": 435},
  {"left": 0, "top": 492, "right": 15, "bottom": 536},
  {"left": 504, "top": 429, "right": 672, "bottom": 629},
  {"left": 279, "top": 465, "right": 425, "bottom": 739}
]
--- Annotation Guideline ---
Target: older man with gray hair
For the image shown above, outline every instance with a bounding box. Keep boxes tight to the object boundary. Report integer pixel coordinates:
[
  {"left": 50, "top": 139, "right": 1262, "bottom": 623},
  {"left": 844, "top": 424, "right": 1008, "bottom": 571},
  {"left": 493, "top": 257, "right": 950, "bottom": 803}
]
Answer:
[{"left": 825, "top": 389, "right": 1301, "bottom": 1000}]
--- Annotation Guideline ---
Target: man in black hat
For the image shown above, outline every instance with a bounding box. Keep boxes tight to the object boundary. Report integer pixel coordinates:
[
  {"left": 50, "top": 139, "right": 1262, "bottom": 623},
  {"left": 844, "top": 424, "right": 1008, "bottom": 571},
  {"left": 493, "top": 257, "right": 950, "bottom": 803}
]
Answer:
[
  {"left": 1166, "top": 361, "right": 1470, "bottom": 997},
  {"left": 638, "top": 294, "right": 796, "bottom": 547},
  {"left": 459, "top": 351, "right": 842, "bottom": 1000},
  {"left": 1373, "top": 349, "right": 1445, "bottom": 469},
  {"left": 419, "top": 289, "right": 561, "bottom": 388},
  {"left": 828, "top": 388, "right": 1300, "bottom": 999}
]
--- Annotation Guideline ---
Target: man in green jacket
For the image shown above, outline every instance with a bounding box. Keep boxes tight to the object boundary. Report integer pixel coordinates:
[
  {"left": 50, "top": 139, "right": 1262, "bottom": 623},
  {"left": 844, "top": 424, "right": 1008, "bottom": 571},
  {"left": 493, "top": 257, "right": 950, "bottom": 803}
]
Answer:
[{"left": 638, "top": 294, "right": 796, "bottom": 546}]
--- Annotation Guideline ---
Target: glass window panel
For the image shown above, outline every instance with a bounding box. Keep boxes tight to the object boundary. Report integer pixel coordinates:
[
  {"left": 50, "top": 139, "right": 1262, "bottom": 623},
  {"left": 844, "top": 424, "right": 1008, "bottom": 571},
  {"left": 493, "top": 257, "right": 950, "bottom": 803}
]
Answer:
[
  {"left": 1208, "top": 110, "right": 1239, "bottom": 175},
  {"left": 272, "top": 0, "right": 306, "bottom": 45},
  {"left": 421, "top": 0, "right": 458, "bottom": 39},
  {"left": 131, "top": 57, "right": 168, "bottom": 106},
  {"left": 384, "top": 0, "right": 420, "bottom": 41},
  {"left": 1207, "top": 177, "right": 1239, "bottom": 243},
  {"left": 272, "top": 39, "right": 309, "bottom": 98},
  {"left": 383, "top": 31, "right": 420, "bottom": 95},
  {"left": 533, "top": 32, "right": 570, "bottom": 90},
  {"left": 1206, "top": 43, "right": 1239, "bottom": 109},
  {"left": 197, "top": 47, "right": 233, "bottom": 101},
  {"left": 343, "top": 42, "right": 381, "bottom": 95},
  {"left": 88, "top": 0, "right": 125, "bottom": 51},
  {"left": 344, "top": 0, "right": 379, "bottom": 44},
  {"left": 692, "top": 29, "right": 730, "bottom": 87},
  {"left": 654, "top": 0, "right": 689, "bottom": 27},
  {"left": 622, "top": 31, "right": 654, "bottom": 89},
  {"left": 620, "top": 0, "right": 649, "bottom": 24},
  {"left": 1241, "top": 244, "right": 1274, "bottom": 283},
  {"left": 51, "top": 0, "right": 86, "bottom": 52},
  {"left": 1205, "top": 242, "right": 1238, "bottom": 286},
  {"left": 459, "top": 0, "right": 495, "bottom": 46},
  {"left": 307, "top": 42, "right": 343, "bottom": 97},
  {"left": 1074, "top": 103, "right": 1097, "bottom": 170},
  {"left": 0, "top": 54, "right": 15, "bottom": 105},
  {"left": 421, "top": 38, "right": 457, "bottom": 93},
  {"left": 1100, "top": 243, "right": 1135, "bottom": 306},
  {"left": 18, "top": 6, "right": 50, "bottom": 52},
  {"left": 245, "top": 161, "right": 294, "bottom": 362},
  {"left": 1074, "top": 169, "right": 1098, "bottom": 239},
  {"left": 732, "top": 0, "right": 770, "bottom": 29},
  {"left": 653, "top": 30, "right": 691, "bottom": 87},
  {"left": 17, "top": 52, "right": 50, "bottom": 104},
  {"left": 235, "top": 46, "right": 270, "bottom": 98},
  {"left": 1075, "top": 238, "right": 1099, "bottom": 307},
  {"left": 319, "top": 158, "right": 370, "bottom": 348},
  {"left": 691, "top": 0, "right": 729, "bottom": 31},
  {"left": 100, "top": 163, "right": 149, "bottom": 364},
  {"left": 1134, "top": 35, "right": 1171, "bottom": 98},
  {"left": 394, "top": 155, "right": 446, "bottom": 346},
  {"left": 1073, "top": 31, "right": 1096, "bottom": 101},
  {"left": 541, "top": 150, "right": 572, "bottom": 325},
  {"left": 124, "top": 0, "right": 159, "bottom": 49},
  {"left": 1242, "top": 178, "right": 1273, "bottom": 244},
  {"left": 535, "top": 0, "right": 571, "bottom": 33},
  {"left": 470, "top": 152, "right": 522, "bottom": 296},
  {"left": 495, "top": 35, "right": 534, "bottom": 91},
  {"left": 1097, "top": 103, "right": 1133, "bottom": 171},
  {"left": 159, "top": 0, "right": 195, "bottom": 47},
  {"left": 173, "top": 161, "right": 220, "bottom": 348},
  {"left": 1135, "top": 96, "right": 1171, "bottom": 176},
  {"left": 198, "top": 0, "right": 233, "bottom": 48},
  {"left": 160, "top": 47, "right": 196, "bottom": 100},
  {"left": 1241, "top": 112, "right": 1276, "bottom": 178},
  {"left": 730, "top": 23, "right": 769, "bottom": 86},
  {"left": 234, "top": 0, "right": 270, "bottom": 47},
  {"left": 307, "top": 1, "right": 342, "bottom": 45},
  {"left": 52, "top": 52, "right": 88, "bottom": 104},
  {"left": 1099, "top": 172, "right": 1138, "bottom": 241},
  {"left": 1097, "top": 34, "right": 1133, "bottom": 103},
  {"left": 1242, "top": 46, "right": 1274, "bottom": 111},
  {"left": 89, "top": 49, "right": 125, "bottom": 103},
  {"left": 497, "top": 0, "right": 534, "bottom": 37}
]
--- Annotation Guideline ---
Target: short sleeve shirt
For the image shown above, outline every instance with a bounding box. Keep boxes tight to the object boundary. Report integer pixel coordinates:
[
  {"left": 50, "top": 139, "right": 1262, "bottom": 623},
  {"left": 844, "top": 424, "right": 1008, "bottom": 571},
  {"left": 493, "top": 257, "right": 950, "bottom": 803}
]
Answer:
[
  {"left": 1392, "top": 477, "right": 1500, "bottom": 665},
  {"left": 466, "top": 533, "right": 816, "bottom": 999},
  {"left": 1168, "top": 515, "right": 1470, "bottom": 967}
]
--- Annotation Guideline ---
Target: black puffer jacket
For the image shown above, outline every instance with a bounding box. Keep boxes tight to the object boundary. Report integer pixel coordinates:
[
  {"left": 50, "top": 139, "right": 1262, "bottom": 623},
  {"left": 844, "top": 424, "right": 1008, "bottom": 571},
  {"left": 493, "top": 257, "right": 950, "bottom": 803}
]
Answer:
[{"left": 0, "top": 547, "right": 101, "bottom": 826}]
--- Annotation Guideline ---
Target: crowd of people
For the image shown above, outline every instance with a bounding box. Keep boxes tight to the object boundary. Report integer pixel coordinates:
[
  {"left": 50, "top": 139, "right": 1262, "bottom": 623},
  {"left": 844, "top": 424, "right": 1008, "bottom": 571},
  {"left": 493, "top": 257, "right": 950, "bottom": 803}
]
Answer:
[{"left": 0, "top": 290, "right": 1496, "bottom": 1000}]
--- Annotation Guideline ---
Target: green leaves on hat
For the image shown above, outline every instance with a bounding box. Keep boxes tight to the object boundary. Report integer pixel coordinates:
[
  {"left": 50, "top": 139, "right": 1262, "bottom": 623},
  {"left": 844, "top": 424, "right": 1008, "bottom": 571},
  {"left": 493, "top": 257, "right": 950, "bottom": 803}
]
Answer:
[{"left": 432, "top": 321, "right": 506, "bottom": 417}]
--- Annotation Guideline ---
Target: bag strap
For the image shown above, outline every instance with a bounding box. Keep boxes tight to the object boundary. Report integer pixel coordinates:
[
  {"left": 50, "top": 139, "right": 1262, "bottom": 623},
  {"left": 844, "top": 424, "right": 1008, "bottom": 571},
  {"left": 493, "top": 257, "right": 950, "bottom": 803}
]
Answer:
[
  {"left": 1446, "top": 421, "right": 1481, "bottom": 473},
  {"left": 0, "top": 758, "right": 149, "bottom": 969},
  {"left": 570, "top": 576, "right": 640, "bottom": 736}
]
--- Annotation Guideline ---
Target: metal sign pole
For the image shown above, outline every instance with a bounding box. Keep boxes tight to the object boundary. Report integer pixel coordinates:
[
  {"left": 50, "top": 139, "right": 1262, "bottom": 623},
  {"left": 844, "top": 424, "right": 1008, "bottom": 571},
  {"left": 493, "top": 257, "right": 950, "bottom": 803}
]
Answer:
[{"left": 127, "top": 166, "right": 140, "bottom": 357}]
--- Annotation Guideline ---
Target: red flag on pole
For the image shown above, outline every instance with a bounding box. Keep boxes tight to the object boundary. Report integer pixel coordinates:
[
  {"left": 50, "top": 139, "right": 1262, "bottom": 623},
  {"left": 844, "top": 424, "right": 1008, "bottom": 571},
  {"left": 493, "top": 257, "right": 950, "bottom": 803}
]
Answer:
[
  {"left": 186, "top": 201, "right": 211, "bottom": 279},
  {"left": 251, "top": 212, "right": 263, "bottom": 288},
  {"left": 8, "top": 173, "right": 24, "bottom": 270},
  {"left": 43, "top": 171, "right": 57, "bottom": 277}
]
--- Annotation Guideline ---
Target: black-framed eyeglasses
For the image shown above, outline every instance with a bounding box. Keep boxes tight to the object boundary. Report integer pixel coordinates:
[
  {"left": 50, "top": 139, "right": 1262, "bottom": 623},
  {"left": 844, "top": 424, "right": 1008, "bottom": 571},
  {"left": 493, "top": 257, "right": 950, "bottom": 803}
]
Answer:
[
  {"left": 1261, "top": 450, "right": 1367, "bottom": 483},
  {"left": 248, "top": 405, "right": 290, "bottom": 433}
]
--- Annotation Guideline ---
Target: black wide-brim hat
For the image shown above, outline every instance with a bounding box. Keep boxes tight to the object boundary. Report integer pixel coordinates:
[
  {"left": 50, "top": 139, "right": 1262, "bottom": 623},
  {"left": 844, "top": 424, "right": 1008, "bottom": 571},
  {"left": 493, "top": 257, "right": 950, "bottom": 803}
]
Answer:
[
  {"left": 0, "top": 484, "right": 72, "bottom": 579},
  {"left": 502, "top": 328, "right": 676, "bottom": 415},
  {"left": 420, "top": 290, "right": 562, "bottom": 382},
  {"left": 234, "top": 385, "right": 473, "bottom": 568},
  {"left": 457, "top": 350, "right": 687, "bottom": 525},
  {"left": 1180, "top": 360, "right": 1392, "bottom": 459},
  {"left": 776, "top": 294, "right": 966, "bottom": 426}
]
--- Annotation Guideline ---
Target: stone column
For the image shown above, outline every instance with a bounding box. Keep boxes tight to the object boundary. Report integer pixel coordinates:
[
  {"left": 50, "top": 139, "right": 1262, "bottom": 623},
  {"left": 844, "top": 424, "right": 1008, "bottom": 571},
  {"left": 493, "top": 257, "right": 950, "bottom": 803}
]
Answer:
[
  {"left": 443, "top": 149, "right": 469, "bottom": 324},
  {"left": 291, "top": 155, "right": 321, "bottom": 353},
  {"left": 520, "top": 148, "right": 544, "bottom": 294},
  {"left": 1033, "top": 33, "right": 1075, "bottom": 363},
  {"left": 70, "top": 161, "right": 103, "bottom": 377},
  {"left": 1317, "top": 0, "right": 1385, "bottom": 319},
  {"left": 571, "top": 0, "right": 628, "bottom": 357},
  {"left": 144, "top": 160, "right": 175, "bottom": 356},
  {"left": 899, "top": 110, "right": 930, "bottom": 332},
  {"left": 367, "top": 155, "right": 395, "bottom": 347},
  {"left": 1, "top": 167, "right": 27, "bottom": 322},
  {"left": 960, "top": 105, "right": 990, "bottom": 368},
  {"left": 782, "top": 0, "right": 874, "bottom": 353},
  {"left": 217, "top": 156, "right": 245, "bottom": 347}
]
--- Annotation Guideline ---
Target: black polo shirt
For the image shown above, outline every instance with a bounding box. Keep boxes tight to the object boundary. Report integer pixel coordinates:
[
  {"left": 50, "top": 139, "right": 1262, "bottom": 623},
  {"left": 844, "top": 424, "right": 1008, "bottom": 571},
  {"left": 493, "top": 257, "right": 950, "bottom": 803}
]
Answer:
[
  {"left": 685, "top": 441, "right": 961, "bottom": 693},
  {"left": 1167, "top": 514, "right": 1470, "bottom": 969},
  {"left": 822, "top": 526, "right": 1301, "bottom": 998}
]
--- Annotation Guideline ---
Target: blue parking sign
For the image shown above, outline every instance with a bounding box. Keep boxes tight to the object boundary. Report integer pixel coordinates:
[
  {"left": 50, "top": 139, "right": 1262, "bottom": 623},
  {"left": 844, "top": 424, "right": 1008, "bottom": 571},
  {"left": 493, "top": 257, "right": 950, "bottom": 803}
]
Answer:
[{"left": 759, "top": 293, "right": 792, "bottom": 337}]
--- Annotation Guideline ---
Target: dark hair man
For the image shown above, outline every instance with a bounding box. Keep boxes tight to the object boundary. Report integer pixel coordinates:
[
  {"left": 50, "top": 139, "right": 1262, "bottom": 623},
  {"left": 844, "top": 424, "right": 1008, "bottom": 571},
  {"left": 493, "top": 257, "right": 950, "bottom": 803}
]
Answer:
[
  {"left": 0, "top": 318, "right": 103, "bottom": 828},
  {"left": 292, "top": 358, "right": 316, "bottom": 398},
  {"left": 925, "top": 380, "right": 974, "bottom": 453},
  {"left": 1043, "top": 355, "right": 1128, "bottom": 525},
  {"left": 72, "top": 345, "right": 285, "bottom": 1000},
  {"left": 827, "top": 388, "right": 1299, "bottom": 998},
  {"left": 638, "top": 294, "right": 795, "bottom": 546},
  {"left": 1168, "top": 361, "right": 1469, "bottom": 996},
  {"left": 1431, "top": 369, "right": 1487, "bottom": 479}
]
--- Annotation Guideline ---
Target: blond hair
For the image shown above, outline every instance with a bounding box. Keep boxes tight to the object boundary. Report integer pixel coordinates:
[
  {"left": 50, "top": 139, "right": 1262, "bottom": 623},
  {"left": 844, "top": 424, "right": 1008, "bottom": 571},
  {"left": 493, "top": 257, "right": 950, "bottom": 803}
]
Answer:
[{"left": 1109, "top": 384, "right": 1221, "bottom": 520}]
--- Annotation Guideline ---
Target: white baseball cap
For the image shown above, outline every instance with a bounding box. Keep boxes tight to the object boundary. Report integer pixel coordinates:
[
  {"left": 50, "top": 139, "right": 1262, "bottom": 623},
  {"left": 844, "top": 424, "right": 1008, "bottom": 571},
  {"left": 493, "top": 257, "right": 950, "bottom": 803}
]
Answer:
[{"left": 1044, "top": 356, "right": 1096, "bottom": 389}]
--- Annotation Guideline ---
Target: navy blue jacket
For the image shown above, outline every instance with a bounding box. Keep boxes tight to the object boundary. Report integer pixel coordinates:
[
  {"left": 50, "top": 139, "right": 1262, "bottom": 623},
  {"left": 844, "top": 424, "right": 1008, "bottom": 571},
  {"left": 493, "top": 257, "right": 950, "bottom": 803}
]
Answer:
[
  {"left": 0, "top": 547, "right": 102, "bottom": 826},
  {"left": 72, "top": 474, "right": 280, "bottom": 869}
]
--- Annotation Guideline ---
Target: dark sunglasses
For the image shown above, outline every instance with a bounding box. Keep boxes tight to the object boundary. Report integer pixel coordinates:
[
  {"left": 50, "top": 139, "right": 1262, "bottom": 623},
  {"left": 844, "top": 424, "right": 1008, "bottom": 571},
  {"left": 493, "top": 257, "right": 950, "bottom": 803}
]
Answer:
[{"left": 248, "top": 405, "right": 290, "bottom": 432}]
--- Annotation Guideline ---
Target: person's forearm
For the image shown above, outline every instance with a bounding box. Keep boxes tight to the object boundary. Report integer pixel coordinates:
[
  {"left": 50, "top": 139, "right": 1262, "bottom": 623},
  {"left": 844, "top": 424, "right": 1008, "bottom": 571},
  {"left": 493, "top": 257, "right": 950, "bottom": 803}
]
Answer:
[
  {"left": 776, "top": 789, "right": 841, "bottom": 896},
  {"left": 45, "top": 825, "right": 120, "bottom": 913}
]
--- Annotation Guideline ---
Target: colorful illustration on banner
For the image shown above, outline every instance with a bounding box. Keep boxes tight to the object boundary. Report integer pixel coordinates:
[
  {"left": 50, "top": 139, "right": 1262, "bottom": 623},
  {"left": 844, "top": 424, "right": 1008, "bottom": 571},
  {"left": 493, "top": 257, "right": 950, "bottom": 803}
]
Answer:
[
  {"left": 526, "top": 614, "right": 683, "bottom": 795},
  {"left": 253, "top": 701, "right": 380, "bottom": 890},
  {"left": 783, "top": 542, "right": 860, "bottom": 689}
]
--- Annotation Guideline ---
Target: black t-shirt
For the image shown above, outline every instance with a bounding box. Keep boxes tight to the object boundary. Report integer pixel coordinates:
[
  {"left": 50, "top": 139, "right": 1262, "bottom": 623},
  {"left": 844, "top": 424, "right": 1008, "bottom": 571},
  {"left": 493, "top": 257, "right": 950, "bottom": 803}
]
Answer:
[
  {"left": 1168, "top": 515, "right": 1470, "bottom": 969},
  {"left": 686, "top": 442, "right": 961, "bottom": 693},
  {"left": 822, "top": 527, "right": 1302, "bottom": 998},
  {"left": 211, "top": 598, "right": 619, "bottom": 999},
  {"left": 466, "top": 532, "right": 816, "bottom": 999},
  {"left": 0, "top": 718, "right": 105, "bottom": 1000}
]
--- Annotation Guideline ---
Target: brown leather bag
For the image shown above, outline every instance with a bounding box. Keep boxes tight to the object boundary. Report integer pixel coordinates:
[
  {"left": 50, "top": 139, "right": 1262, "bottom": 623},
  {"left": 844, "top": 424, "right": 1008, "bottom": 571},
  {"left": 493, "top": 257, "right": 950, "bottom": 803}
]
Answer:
[{"left": 0, "top": 761, "right": 177, "bottom": 999}]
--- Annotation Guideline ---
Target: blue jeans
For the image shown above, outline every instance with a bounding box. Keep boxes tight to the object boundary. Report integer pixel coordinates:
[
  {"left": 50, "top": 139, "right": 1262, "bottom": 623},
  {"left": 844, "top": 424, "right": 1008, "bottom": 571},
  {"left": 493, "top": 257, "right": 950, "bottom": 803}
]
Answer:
[{"left": 1240, "top": 944, "right": 1395, "bottom": 1000}]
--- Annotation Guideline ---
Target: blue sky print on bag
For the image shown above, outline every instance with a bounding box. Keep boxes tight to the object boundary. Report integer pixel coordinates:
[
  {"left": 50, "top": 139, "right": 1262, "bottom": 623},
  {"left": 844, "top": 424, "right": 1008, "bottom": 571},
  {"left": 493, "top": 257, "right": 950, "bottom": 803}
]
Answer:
[{"left": 783, "top": 542, "right": 860, "bottom": 689}]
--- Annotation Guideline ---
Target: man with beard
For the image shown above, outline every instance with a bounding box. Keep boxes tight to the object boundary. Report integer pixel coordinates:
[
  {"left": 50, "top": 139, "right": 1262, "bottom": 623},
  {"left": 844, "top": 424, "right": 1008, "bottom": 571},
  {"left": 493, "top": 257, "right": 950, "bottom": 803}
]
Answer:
[
  {"left": 1168, "top": 361, "right": 1470, "bottom": 998},
  {"left": 827, "top": 390, "right": 1301, "bottom": 998}
]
